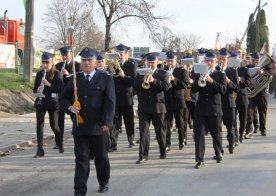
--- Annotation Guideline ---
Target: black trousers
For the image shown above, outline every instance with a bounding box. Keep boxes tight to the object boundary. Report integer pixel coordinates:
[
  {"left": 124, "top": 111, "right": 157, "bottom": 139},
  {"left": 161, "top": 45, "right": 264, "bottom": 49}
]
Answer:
[
  {"left": 36, "top": 109, "right": 61, "bottom": 148},
  {"left": 165, "top": 109, "right": 185, "bottom": 146},
  {"left": 58, "top": 109, "right": 65, "bottom": 142},
  {"left": 138, "top": 112, "right": 166, "bottom": 159},
  {"left": 195, "top": 115, "right": 223, "bottom": 163},
  {"left": 222, "top": 107, "right": 235, "bottom": 148},
  {"left": 185, "top": 101, "right": 196, "bottom": 133},
  {"left": 234, "top": 104, "right": 248, "bottom": 140},
  {"left": 74, "top": 135, "right": 110, "bottom": 195},
  {"left": 253, "top": 107, "right": 259, "bottom": 129},
  {"left": 110, "top": 106, "right": 135, "bottom": 147},
  {"left": 246, "top": 94, "right": 268, "bottom": 133}
]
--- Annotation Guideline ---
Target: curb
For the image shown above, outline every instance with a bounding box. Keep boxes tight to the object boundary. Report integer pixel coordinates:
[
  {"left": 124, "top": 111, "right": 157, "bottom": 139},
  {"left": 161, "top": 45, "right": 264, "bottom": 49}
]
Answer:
[{"left": 0, "top": 130, "right": 71, "bottom": 157}]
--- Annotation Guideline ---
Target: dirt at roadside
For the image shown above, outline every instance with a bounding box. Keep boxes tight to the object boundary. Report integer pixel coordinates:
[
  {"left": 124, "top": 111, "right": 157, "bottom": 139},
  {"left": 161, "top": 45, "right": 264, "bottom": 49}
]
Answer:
[{"left": 0, "top": 89, "right": 35, "bottom": 118}]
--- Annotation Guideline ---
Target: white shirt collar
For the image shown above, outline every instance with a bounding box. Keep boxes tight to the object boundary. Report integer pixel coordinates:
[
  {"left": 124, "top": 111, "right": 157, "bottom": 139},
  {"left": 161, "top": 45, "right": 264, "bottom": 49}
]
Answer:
[{"left": 84, "top": 69, "right": 96, "bottom": 81}]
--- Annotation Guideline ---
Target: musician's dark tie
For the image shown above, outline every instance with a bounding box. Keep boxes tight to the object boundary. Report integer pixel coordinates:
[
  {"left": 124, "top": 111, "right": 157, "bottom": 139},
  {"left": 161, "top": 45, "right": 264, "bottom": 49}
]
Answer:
[{"left": 86, "top": 75, "right": 90, "bottom": 84}]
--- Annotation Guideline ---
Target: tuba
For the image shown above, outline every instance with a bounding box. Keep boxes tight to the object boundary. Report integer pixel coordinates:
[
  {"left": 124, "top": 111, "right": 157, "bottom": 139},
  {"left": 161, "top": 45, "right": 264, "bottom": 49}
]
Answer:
[{"left": 247, "top": 51, "right": 275, "bottom": 98}]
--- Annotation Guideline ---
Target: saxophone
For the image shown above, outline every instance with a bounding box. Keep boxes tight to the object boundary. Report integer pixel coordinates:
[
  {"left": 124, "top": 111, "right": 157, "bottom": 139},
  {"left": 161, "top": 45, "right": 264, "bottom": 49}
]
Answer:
[{"left": 184, "top": 68, "right": 192, "bottom": 101}]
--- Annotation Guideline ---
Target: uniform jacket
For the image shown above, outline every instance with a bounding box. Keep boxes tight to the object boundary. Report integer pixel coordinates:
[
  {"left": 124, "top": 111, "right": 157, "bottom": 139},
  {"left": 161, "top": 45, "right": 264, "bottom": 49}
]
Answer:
[
  {"left": 220, "top": 66, "right": 238, "bottom": 109},
  {"left": 192, "top": 69, "right": 227, "bottom": 116},
  {"left": 236, "top": 66, "right": 251, "bottom": 106},
  {"left": 55, "top": 60, "right": 81, "bottom": 86},
  {"left": 59, "top": 70, "right": 115, "bottom": 136},
  {"left": 134, "top": 69, "right": 170, "bottom": 114},
  {"left": 164, "top": 67, "right": 189, "bottom": 110},
  {"left": 113, "top": 60, "right": 137, "bottom": 106},
  {"left": 33, "top": 69, "right": 64, "bottom": 110}
]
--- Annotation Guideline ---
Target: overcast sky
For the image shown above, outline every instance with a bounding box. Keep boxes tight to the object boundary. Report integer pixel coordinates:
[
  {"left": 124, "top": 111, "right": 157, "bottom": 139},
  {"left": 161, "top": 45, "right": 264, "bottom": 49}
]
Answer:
[{"left": 1, "top": 0, "right": 276, "bottom": 51}]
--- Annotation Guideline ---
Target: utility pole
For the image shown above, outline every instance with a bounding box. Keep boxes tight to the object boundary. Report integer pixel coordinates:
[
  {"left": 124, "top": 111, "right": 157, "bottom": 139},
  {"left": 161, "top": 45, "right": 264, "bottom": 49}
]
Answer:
[
  {"left": 255, "top": 0, "right": 261, "bottom": 52},
  {"left": 23, "top": 0, "right": 34, "bottom": 81}
]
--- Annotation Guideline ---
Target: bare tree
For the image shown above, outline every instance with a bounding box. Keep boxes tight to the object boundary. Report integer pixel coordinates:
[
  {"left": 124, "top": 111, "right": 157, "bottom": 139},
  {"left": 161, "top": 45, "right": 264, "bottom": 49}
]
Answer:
[
  {"left": 181, "top": 33, "right": 204, "bottom": 51},
  {"left": 152, "top": 31, "right": 203, "bottom": 52},
  {"left": 40, "top": 0, "right": 105, "bottom": 51},
  {"left": 225, "top": 37, "right": 241, "bottom": 52},
  {"left": 88, "top": 0, "right": 169, "bottom": 50},
  {"left": 151, "top": 26, "right": 174, "bottom": 49}
]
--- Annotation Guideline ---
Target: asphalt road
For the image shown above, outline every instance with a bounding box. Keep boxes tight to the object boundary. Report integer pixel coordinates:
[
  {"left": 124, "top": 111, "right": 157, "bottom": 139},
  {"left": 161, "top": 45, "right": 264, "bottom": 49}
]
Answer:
[{"left": 0, "top": 109, "right": 276, "bottom": 196}]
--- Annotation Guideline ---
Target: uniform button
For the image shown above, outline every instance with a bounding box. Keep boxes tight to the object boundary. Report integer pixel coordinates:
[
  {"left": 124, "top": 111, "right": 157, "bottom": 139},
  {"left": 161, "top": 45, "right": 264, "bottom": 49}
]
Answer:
[
  {"left": 84, "top": 104, "right": 87, "bottom": 107},
  {"left": 84, "top": 96, "right": 87, "bottom": 98},
  {"left": 84, "top": 113, "right": 87, "bottom": 116}
]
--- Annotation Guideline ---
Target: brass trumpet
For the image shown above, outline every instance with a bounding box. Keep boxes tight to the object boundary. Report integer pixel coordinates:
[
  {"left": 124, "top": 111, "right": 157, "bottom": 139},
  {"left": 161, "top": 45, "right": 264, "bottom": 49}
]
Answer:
[
  {"left": 198, "top": 73, "right": 208, "bottom": 87},
  {"left": 136, "top": 68, "right": 153, "bottom": 89}
]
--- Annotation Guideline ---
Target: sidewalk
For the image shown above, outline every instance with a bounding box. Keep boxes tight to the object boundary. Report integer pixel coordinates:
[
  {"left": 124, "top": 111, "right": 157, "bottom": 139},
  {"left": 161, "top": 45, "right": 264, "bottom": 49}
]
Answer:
[{"left": 0, "top": 94, "right": 276, "bottom": 155}]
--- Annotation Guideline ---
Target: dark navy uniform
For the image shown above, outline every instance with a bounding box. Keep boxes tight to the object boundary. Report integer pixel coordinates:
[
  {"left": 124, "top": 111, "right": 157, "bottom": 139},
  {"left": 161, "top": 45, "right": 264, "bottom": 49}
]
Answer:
[
  {"left": 234, "top": 66, "right": 251, "bottom": 143},
  {"left": 219, "top": 65, "right": 238, "bottom": 153},
  {"left": 164, "top": 66, "right": 189, "bottom": 149},
  {"left": 59, "top": 48, "right": 115, "bottom": 195},
  {"left": 109, "top": 58, "right": 137, "bottom": 149},
  {"left": 192, "top": 50, "right": 227, "bottom": 168},
  {"left": 245, "top": 53, "right": 273, "bottom": 137},
  {"left": 55, "top": 46, "right": 81, "bottom": 142},
  {"left": 134, "top": 60, "right": 170, "bottom": 163},
  {"left": 33, "top": 52, "right": 64, "bottom": 157}
]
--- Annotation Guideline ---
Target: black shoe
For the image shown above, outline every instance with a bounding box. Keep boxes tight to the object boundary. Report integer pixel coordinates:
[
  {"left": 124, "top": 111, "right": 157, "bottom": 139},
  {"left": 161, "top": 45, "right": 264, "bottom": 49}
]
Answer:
[
  {"left": 253, "top": 128, "right": 259, "bottom": 133},
  {"left": 239, "top": 135, "right": 243, "bottom": 143},
  {"left": 173, "top": 128, "right": 177, "bottom": 132},
  {"left": 129, "top": 141, "right": 135, "bottom": 148},
  {"left": 229, "top": 146, "right": 234, "bottom": 154},
  {"left": 59, "top": 148, "right": 64, "bottom": 153},
  {"left": 194, "top": 162, "right": 204, "bottom": 169},
  {"left": 98, "top": 184, "right": 109, "bottom": 193},
  {"left": 34, "top": 148, "right": 44, "bottom": 158},
  {"left": 136, "top": 139, "right": 140, "bottom": 144},
  {"left": 179, "top": 143, "right": 184, "bottom": 150},
  {"left": 160, "top": 154, "right": 166, "bottom": 159},
  {"left": 136, "top": 158, "right": 147, "bottom": 164},
  {"left": 261, "top": 131, "right": 266, "bottom": 136},
  {"left": 216, "top": 156, "right": 223, "bottom": 163},
  {"left": 53, "top": 145, "right": 59, "bottom": 149},
  {"left": 184, "top": 139, "right": 187, "bottom": 145},
  {"left": 108, "top": 146, "right": 117, "bottom": 152},
  {"left": 166, "top": 146, "right": 171, "bottom": 152},
  {"left": 119, "top": 128, "right": 122, "bottom": 133}
]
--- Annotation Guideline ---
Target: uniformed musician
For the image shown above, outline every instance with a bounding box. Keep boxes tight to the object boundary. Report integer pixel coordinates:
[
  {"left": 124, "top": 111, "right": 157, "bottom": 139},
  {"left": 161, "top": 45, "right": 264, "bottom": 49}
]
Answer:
[
  {"left": 217, "top": 48, "right": 238, "bottom": 153},
  {"left": 192, "top": 50, "right": 227, "bottom": 169},
  {"left": 245, "top": 52, "right": 273, "bottom": 138},
  {"left": 55, "top": 46, "right": 81, "bottom": 146},
  {"left": 59, "top": 47, "right": 115, "bottom": 194},
  {"left": 181, "top": 51, "right": 199, "bottom": 138},
  {"left": 134, "top": 53, "right": 170, "bottom": 164},
  {"left": 109, "top": 43, "right": 137, "bottom": 151},
  {"left": 245, "top": 53, "right": 260, "bottom": 137},
  {"left": 233, "top": 52, "right": 251, "bottom": 143},
  {"left": 96, "top": 54, "right": 107, "bottom": 70},
  {"left": 33, "top": 52, "right": 64, "bottom": 158},
  {"left": 164, "top": 52, "right": 189, "bottom": 150}
]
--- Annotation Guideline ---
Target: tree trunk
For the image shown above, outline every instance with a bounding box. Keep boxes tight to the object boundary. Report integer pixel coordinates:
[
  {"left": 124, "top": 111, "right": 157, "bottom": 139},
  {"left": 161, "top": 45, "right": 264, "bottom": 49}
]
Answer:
[{"left": 105, "top": 21, "right": 111, "bottom": 50}]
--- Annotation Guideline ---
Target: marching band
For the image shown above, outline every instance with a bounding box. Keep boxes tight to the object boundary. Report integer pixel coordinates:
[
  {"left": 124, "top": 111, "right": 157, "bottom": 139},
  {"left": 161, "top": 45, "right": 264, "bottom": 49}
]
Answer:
[{"left": 33, "top": 43, "right": 275, "bottom": 194}]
